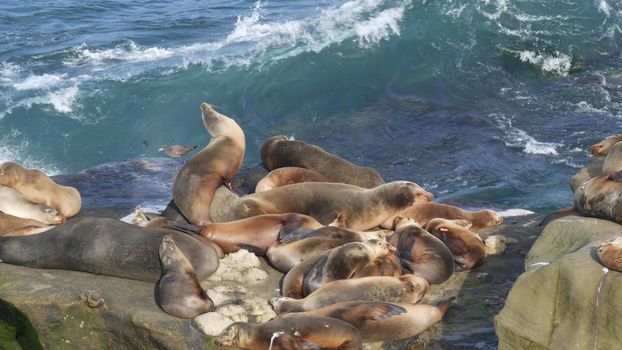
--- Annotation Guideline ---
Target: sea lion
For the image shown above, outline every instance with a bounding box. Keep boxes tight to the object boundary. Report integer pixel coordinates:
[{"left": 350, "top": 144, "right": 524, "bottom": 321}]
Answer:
[
  {"left": 0, "top": 217, "right": 219, "bottom": 282},
  {"left": 0, "top": 212, "right": 52, "bottom": 237},
  {"left": 573, "top": 171, "right": 622, "bottom": 224},
  {"left": 266, "top": 226, "right": 390, "bottom": 272},
  {"left": 272, "top": 274, "right": 429, "bottom": 313},
  {"left": 590, "top": 134, "right": 622, "bottom": 155},
  {"left": 172, "top": 103, "right": 245, "bottom": 225},
  {"left": 425, "top": 218, "right": 487, "bottom": 270},
  {"left": 227, "top": 181, "right": 434, "bottom": 230},
  {"left": 598, "top": 236, "right": 622, "bottom": 272},
  {"left": 155, "top": 235, "right": 215, "bottom": 318},
  {"left": 261, "top": 135, "right": 384, "bottom": 188},
  {"left": 389, "top": 217, "right": 455, "bottom": 284},
  {"left": 282, "top": 299, "right": 452, "bottom": 342},
  {"left": 350, "top": 253, "right": 402, "bottom": 278},
  {"left": 167, "top": 213, "right": 323, "bottom": 254},
  {"left": 255, "top": 167, "right": 327, "bottom": 193},
  {"left": 397, "top": 202, "right": 503, "bottom": 230},
  {"left": 0, "top": 162, "right": 81, "bottom": 217},
  {"left": 0, "top": 186, "right": 65, "bottom": 225},
  {"left": 158, "top": 144, "right": 197, "bottom": 158},
  {"left": 602, "top": 141, "right": 622, "bottom": 175},
  {"left": 282, "top": 239, "right": 395, "bottom": 298},
  {"left": 215, "top": 315, "right": 362, "bottom": 350}
]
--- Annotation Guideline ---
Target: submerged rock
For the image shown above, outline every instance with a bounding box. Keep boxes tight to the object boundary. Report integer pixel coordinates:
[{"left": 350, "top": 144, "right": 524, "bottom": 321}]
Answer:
[{"left": 495, "top": 216, "right": 622, "bottom": 349}]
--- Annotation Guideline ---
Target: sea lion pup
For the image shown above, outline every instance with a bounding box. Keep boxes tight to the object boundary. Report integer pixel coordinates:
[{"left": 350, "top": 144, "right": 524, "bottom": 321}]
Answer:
[
  {"left": 172, "top": 103, "right": 245, "bottom": 225},
  {"left": 389, "top": 216, "right": 455, "bottom": 284},
  {"left": 0, "top": 186, "right": 65, "bottom": 225},
  {"left": 602, "top": 141, "right": 622, "bottom": 174},
  {"left": 0, "top": 162, "right": 81, "bottom": 217},
  {"left": 598, "top": 236, "right": 622, "bottom": 272},
  {"left": 167, "top": 213, "right": 323, "bottom": 255},
  {"left": 282, "top": 299, "right": 452, "bottom": 342},
  {"left": 158, "top": 144, "right": 197, "bottom": 158},
  {"left": 282, "top": 239, "right": 395, "bottom": 298},
  {"left": 254, "top": 166, "right": 327, "bottom": 193},
  {"left": 574, "top": 171, "right": 622, "bottom": 224},
  {"left": 215, "top": 315, "right": 363, "bottom": 350},
  {"left": 0, "top": 212, "right": 53, "bottom": 237},
  {"left": 272, "top": 274, "right": 429, "bottom": 313},
  {"left": 425, "top": 218, "right": 487, "bottom": 270},
  {"left": 0, "top": 217, "right": 219, "bottom": 282},
  {"left": 227, "top": 181, "right": 434, "bottom": 230},
  {"left": 590, "top": 134, "right": 622, "bottom": 155},
  {"left": 261, "top": 135, "right": 384, "bottom": 188},
  {"left": 155, "top": 235, "right": 215, "bottom": 318},
  {"left": 397, "top": 202, "right": 503, "bottom": 230},
  {"left": 266, "top": 226, "right": 390, "bottom": 273}
]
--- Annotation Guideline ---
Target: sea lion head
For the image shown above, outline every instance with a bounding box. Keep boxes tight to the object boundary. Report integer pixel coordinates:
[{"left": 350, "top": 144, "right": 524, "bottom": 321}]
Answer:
[
  {"left": 40, "top": 205, "right": 65, "bottom": 224},
  {"left": 382, "top": 181, "right": 434, "bottom": 210},
  {"left": 399, "top": 274, "right": 429, "bottom": 302},
  {"left": 0, "top": 162, "right": 23, "bottom": 186},
  {"left": 215, "top": 322, "right": 251, "bottom": 348},
  {"left": 200, "top": 103, "right": 239, "bottom": 137},
  {"left": 479, "top": 209, "right": 503, "bottom": 227},
  {"left": 360, "top": 238, "right": 395, "bottom": 258},
  {"left": 392, "top": 215, "right": 420, "bottom": 230},
  {"left": 590, "top": 134, "right": 622, "bottom": 155},
  {"left": 158, "top": 235, "right": 186, "bottom": 270}
]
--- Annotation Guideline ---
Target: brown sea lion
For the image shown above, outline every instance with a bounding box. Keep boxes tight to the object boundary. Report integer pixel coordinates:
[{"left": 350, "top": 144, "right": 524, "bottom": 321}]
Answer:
[
  {"left": 261, "top": 135, "right": 384, "bottom": 188},
  {"left": 0, "top": 217, "right": 220, "bottom": 282},
  {"left": 172, "top": 103, "right": 245, "bottom": 225},
  {"left": 590, "top": 134, "right": 622, "bottom": 155},
  {"left": 570, "top": 155, "right": 606, "bottom": 193},
  {"left": 255, "top": 166, "right": 327, "bottom": 193},
  {"left": 227, "top": 181, "right": 434, "bottom": 230},
  {"left": 598, "top": 236, "right": 622, "bottom": 272},
  {"left": 350, "top": 253, "right": 402, "bottom": 278},
  {"left": 272, "top": 274, "right": 429, "bottom": 313},
  {"left": 425, "top": 218, "right": 487, "bottom": 270},
  {"left": 397, "top": 202, "right": 503, "bottom": 230},
  {"left": 167, "top": 213, "right": 323, "bottom": 254},
  {"left": 574, "top": 171, "right": 622, "bottom": 224},
  {"left": 0, "top": 186, "right": 65, "bottom": 225},
  {"left": 282, "top": 239, "right": 395, "bottom": 298},
  {"left": 158, "top": 144, "right": 197, "bottom": 158},
  {"left": 215, "top": 315, "right": 362, "bottom": 350},
  {"left": 602, "top": 141, "right": 622, "bottom": 175},
  {"left": 266, "top": 226, "right": 390, "bottom": 273},
  {"left": 155, "top": 235, "right": 215, "bottom": 318},
  {"left": 0, "top": 212, "right": 52, "bottom": 236},
  {"left": 389, "top": 217, "right": 455, "bottom": 284},
  {"left": 0, "top": 162, "right": 81, "bottom": 217},
  {"left": 282, "top": 299, "right": 451, "bottom": 342}
]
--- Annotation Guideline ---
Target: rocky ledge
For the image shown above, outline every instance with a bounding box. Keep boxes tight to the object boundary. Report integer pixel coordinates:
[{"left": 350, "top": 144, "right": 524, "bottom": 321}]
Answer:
[{"left": 495, "top": 215, "right": 622, "bottom": 350}]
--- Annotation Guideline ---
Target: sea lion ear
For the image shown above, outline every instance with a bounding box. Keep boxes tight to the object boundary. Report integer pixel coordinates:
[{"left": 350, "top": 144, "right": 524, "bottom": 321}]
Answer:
[
  {"left": 451, "top": 219, "right": 472, "bottom": 229},
  {"left": 609, "top": 171, "right": 622, "bottom": 183}
]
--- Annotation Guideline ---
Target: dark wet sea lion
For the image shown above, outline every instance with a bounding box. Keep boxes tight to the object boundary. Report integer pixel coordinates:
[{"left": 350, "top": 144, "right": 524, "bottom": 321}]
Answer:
[
  {"left": 215, "top": 315, "right": 363, "bottom": 350},
  {"left": 172, "top": 103, "right": 245, "bottom": 225},
  {"left": 574, "top": 171, "right": 622, "bottom": 225},
  {"left": 0, "top": 161, "right": 81, "bottom": 217},
  {"left": 0, "top": 217, "right": 219, "bottom": 282},
  {"left": 389, "top": 217, "right": 455, "bottom": 284},
  {"left": 0, "top": 186, "right": 65, "bottom": 225},
  {"left": 255, "top": 166, "right": 328, "bottom": 192},
  {"left": 261, "top": 135, "right": 384, "bottom": 188},
  {"left": 155, "top": 235, "right": 215, "bottom": 318},
  {"left": 282, "top": 299, "right": 451, "bottom": 342},
  {"left": 282, "top": 239, "right": 395, "bottom": 298},
  {"left": 425, "top": 218, "right": 487, "bottom": 270},
  {"left": 272, "top": 274, "right": 429, "bottom": 313},
  {"left": 598, "top": 236, "right": 622, "bottom": 272},
  {"left": 398, "top": 202, "right": 503, "bottom": 230},
  {"left": 227, "top": 181, "right": 434, "bottom": 231}
]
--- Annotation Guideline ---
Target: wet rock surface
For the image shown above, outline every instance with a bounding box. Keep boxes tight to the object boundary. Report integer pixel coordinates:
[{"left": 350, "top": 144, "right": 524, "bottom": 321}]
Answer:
[
  {"left": 1, "top": 159, "right": 545, "bottom": 349},
  {"left": 495, "top": 216, "right": 622, "bottom": 350}
]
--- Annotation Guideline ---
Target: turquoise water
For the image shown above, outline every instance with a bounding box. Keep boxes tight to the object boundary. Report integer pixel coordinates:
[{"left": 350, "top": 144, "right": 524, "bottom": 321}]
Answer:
[{"left": 1, "top": 0, "right": 622, "bottom": 211}]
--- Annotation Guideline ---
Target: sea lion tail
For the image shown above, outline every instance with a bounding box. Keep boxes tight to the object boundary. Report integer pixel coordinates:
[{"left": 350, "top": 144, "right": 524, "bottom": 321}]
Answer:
[
  {"left": 165, "top": 221, "right": 202, "bottom": 235},
  {"left": 434, "top": 296, "right": 456, "bottom": 314}
]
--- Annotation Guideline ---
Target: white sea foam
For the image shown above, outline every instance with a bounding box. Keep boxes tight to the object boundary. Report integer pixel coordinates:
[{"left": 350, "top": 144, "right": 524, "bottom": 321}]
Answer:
[
  {"left": 479, "top": 0, "right": 508, "bottom": 21},
  {"left": 596, "top": 0, "right": 611, "bottom": 17},
  {"left": 496, "top": 208, "right": 535, "bottom": 217},
  {"left": 494, "top": 115, "right": 561, "bottom": 155},
  {"left": 0, "top": 136, "right": 61, "bottom": 175},
  {"left": 46, "top": 85, "right": 80, "bottom": 114},
  {"left": 518, "top": 50, "right": 572, "bottom": 76},
  {"left": 12, "top": 73, "right": 66, "bottom": 91},
  {"left": 551, "top": 157, "right": 583, "bottom": 169}
]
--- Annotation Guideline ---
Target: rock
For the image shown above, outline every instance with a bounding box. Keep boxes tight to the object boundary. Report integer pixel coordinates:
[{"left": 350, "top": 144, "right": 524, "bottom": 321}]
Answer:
[
  {"left": 485, "top": 235, "right": 518, "bottom": 255},
  {"left": 207, "top": 249, "right": 268, "bottom": 284},
  {"left": 495, "top": 216, "right": 622, "bottom": 349},
  {"left": 192, "top": 312, "right": 233, "bottom": 337}
]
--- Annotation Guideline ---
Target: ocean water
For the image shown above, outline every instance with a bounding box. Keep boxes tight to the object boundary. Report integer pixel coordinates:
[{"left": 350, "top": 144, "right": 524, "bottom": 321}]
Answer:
[{"left": 1, "top": 0, "right": 622, "bottom": 212}]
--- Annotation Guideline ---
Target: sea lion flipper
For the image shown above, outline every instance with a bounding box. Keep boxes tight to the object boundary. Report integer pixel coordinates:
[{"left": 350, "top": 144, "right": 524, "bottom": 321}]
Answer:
[
  {"left": 165, "top": 221, "right": 202, "bottom": 234},
  {"left": 610, "top": 171, "right": 622, "bottom": 183},
  {"left": 236, "top": 243, "right": 267, "bottom": 256},
  {"left": 349, "top": 302, "right": 407, "bottom": 322},
  {"left": 278, "top": 227, "right": 325, "bottom": 244},
  {"left": 277, "top": 333, "right": 321, "bottom": 350}
]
